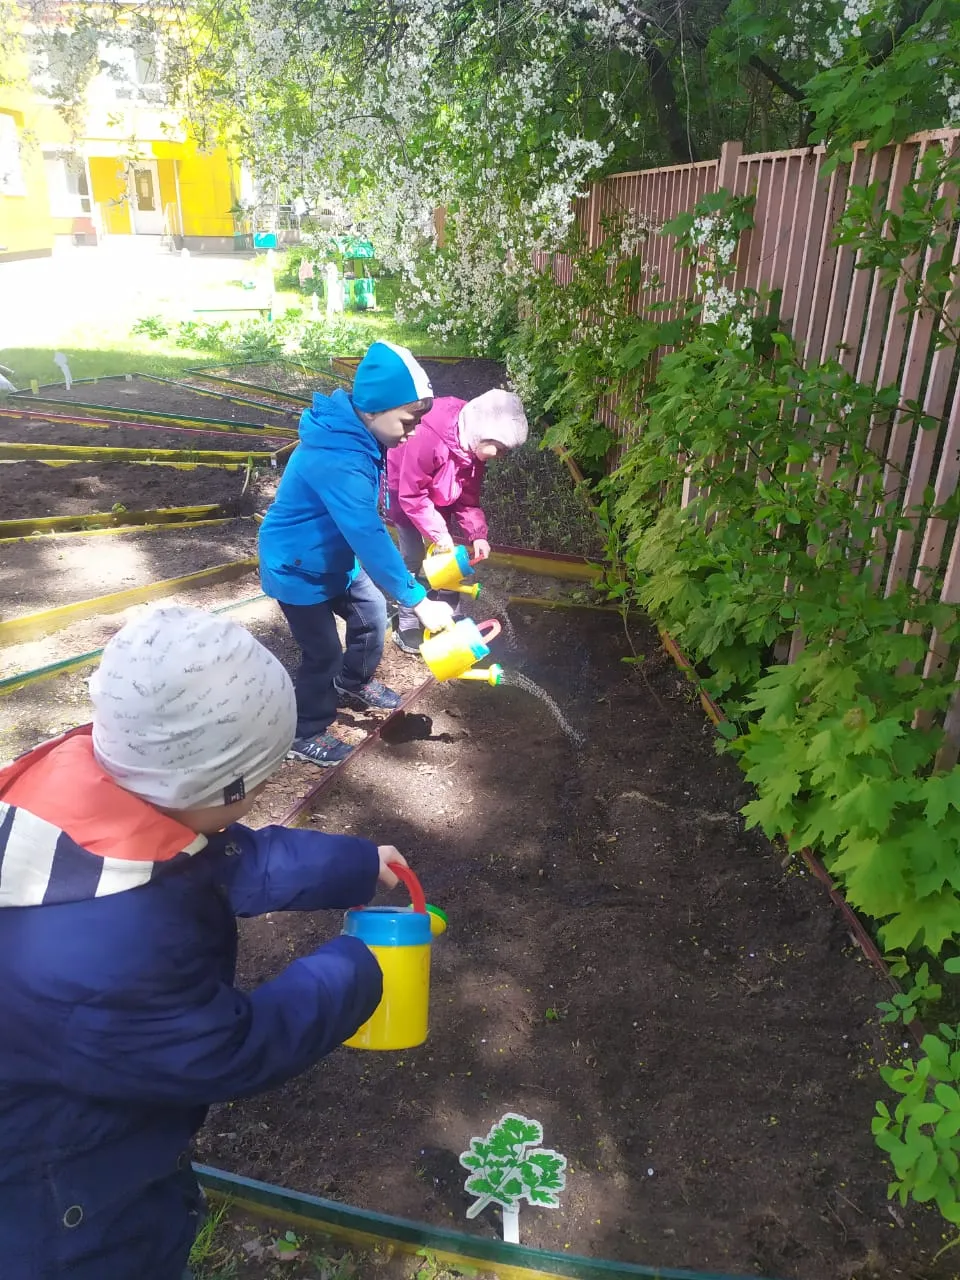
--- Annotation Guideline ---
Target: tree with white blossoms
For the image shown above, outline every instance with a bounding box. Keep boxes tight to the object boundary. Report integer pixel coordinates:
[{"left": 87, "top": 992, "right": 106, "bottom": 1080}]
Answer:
[{"left": 5, "top": 0, "right": 955, "bottom": 352}]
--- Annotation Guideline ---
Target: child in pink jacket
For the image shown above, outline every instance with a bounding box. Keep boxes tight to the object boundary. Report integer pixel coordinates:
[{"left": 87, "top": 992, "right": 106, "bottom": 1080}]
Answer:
[{"left": 386, "top": 388, "right": 529, "bottom": 652}]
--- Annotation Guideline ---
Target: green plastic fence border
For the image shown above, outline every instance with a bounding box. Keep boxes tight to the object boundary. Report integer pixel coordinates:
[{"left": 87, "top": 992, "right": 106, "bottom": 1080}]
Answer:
[
  {"left": 8, "top": 380, "right": 298, "bottom": 438},
  {"left": 194, "top": 1165, "right": 769, "bottom": 1280},
  {"left": 189, "top": 358, "right": 350, "bottom": 404},
  {"left": 0, "top": 441, "right": 277, "bottom": 465},
  {"left": 0, "top": 504, "right": 226, "bottom": 540},
  {"left": 138, "top": 373, "right": 305, "bottom": 417},
  {"left": 0, "top": 593, "right": 268, "bottom": 696},
  {"left": 172, "top": 372, "right": 311, "bottom": 411}
]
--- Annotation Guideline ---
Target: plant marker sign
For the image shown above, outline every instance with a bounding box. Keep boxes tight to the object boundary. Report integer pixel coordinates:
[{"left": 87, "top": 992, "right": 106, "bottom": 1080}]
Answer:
[{"left": 459, "top": 1113, "right": 567, "bottom": 1244}]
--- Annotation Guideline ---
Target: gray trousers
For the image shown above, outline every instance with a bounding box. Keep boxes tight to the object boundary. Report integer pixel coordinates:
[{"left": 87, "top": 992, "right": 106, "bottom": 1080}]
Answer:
[{"left": 393, "top": 508, "right": 463, "bottom": 630}]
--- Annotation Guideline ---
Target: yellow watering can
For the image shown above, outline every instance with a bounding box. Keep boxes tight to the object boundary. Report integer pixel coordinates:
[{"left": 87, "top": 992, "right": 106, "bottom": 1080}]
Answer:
[
  {"left": 420, "top": 617, "right": 504, "bottom": 685},
  {"left": 423, "top": 544, "right": 482, "bottom": 599},
  {"left": 342, "top": 864, "right": 446, "bottom": 1051}
]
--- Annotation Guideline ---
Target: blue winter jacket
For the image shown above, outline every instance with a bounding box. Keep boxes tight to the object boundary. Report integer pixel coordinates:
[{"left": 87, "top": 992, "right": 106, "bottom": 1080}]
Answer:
[
  {"left": 258, "top": 388, "right": 428, "bottom": 607},
  {"left": 0, "top": 726, "right": 384, "bottom": 1280}
]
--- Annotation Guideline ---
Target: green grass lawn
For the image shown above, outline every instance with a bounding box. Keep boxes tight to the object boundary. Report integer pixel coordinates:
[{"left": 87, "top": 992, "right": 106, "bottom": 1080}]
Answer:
[{"left": 1, "top": 269, "right": 467, "bottom": 390}]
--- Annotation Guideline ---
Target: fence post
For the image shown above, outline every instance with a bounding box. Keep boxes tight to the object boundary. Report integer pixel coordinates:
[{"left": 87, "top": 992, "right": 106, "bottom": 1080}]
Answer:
[
  {"left": 583, "top": 181, "right": 603, "bottom": 249},
  {"left": 716, "top": 140, "right": 743, "bottom": 193}
]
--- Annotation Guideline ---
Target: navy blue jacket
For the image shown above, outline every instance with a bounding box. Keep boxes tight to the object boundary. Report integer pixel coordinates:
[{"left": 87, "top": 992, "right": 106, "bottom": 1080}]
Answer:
[
  {"left": 0, "top": 728, "right": 383, "bottom": 1280},
  {"left": 258, "top": 388, "right": 428, "bottom": 607}
]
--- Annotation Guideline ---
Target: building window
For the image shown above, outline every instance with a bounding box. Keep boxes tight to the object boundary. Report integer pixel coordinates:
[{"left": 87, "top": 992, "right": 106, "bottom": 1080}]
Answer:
[
  {"left": 43, "top": 152, "right": 91, "bottom": 218},
  {"left": 0, "top": 114, "right": 27, "bottom": 197},
  {"left": 98, "top": 38, "right": 165, "bottom": 102}
]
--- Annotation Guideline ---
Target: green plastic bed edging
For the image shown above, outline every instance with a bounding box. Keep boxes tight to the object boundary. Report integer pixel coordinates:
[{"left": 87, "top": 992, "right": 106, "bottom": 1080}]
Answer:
[
  {"left": 194, "top": 1165, "right": 774, "bottom": 1280},
  {"left": 0, "top": 594, "right": 268, "bottom": 697}
]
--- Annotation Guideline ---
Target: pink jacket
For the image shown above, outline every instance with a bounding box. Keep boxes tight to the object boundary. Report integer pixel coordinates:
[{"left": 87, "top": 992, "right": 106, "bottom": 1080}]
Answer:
[{"left": 386, "top": 397, "right": 488, "bottom": 544}]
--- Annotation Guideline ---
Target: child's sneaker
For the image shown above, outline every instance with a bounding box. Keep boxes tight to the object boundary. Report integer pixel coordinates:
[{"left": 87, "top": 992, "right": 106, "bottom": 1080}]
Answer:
[
  {"left": 333, "top": 677, "right": 402, "bottom": 712},
  {"left": 392, "top": 627, "right": 424, "bottom": 655},
  {"left": 288, "top": 731, "right": 353, "bottom": 768}
]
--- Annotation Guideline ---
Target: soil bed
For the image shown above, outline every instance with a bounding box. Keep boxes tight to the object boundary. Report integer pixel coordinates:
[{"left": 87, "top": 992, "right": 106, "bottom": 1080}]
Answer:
[
  {"left": 15, "top": 376, "right": 300, "bottom": 430},
  {"left": 177, "top": 373, "right": 309, "bottom": 413},
  {"left": 196, "top": 607, "right": 946, "bottom": 1280},
  {"left": 196, "top": 362, "right": 348, "bottom": 400},
  {"left": 0, "top": 461, "right": 277, "bottom": 520},
  {"left": 0, "top": 415, "right": 285, "bottom": 452},
  {"left": 415, "top": 357, "right": 507, "bottom": 400},
  {"left": 0, "top": 520, "right": 257, "bottom": 618},
  {"left": 0, "top": 568, "right": 575, "bottom": 765}
]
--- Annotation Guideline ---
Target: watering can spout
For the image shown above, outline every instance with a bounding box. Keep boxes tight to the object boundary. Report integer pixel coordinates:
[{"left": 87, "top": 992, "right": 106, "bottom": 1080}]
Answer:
[{"left": 456, "top": 662, "right": 504, "bottom": 687}]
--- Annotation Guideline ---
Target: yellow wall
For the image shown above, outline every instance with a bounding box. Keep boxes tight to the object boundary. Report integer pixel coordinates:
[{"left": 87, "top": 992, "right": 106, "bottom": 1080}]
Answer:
[
  {"left": 154, "top": 140, "right": 238, "bottom": 239},
  {"left": 88, "top": 157, "right": 131, "bottom": 235},
  {"left": 1, "top": 56, "right": 240, "bottom": 249},
  {"left": 157, "top": 157, "right": 177, "bottom": 224},
  {"left": 0, "top": 102, "right": 54, "bottom": 259}
]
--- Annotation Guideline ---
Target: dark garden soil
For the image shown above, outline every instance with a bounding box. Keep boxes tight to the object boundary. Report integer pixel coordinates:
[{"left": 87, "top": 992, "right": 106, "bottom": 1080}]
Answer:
[
  {"left": 194, "top": 607, "right": 949, "bottom": 1280},
  {"left": 415, "top": 357, "right": 508, "bottom": 400},
  {"left": 196, "top": 361, "right": 348, "bottom": 400},
  {"left": 0, "top": 520, "right": 257, "bottom": 617},
  {"left": 177, "top": 372, "right": 310, "bottom": 412},
  {"left": 0, "top": 568, "right": 578, "bottom": 767},
  {"left": 0, "top": 461, "right": 278, "bottom": 519},
  {"left": 13, "top": 376, "right": 301, "bottom": 431},
  {"left": 0, "top": 415, "right": 286, "bottom": 452}
]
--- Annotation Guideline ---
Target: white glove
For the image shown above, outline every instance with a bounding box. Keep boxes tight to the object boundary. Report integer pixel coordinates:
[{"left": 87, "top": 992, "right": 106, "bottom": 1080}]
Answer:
[{"left": 414, "top": 597, "right": 456, "bottom": 633}]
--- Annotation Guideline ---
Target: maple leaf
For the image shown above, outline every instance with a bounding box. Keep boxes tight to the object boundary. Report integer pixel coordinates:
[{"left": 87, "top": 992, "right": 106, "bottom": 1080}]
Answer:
[
  {"left": 880, "top": 889, "right": 960, "bottom": 954},
  {"left": 922, "top": 769, "right": 960, "bottom": 826}
]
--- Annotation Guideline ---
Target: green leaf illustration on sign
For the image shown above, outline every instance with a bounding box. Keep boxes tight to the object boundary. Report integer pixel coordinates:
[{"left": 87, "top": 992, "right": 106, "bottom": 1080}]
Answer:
[{"left": 459, "top": 1113, "right": 567, "bottom": 1219}]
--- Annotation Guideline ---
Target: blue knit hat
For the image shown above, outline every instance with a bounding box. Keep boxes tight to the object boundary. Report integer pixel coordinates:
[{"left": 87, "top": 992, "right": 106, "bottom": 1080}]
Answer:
[{"left": 352, "top": 341, "right": 433, "bottom": 413}]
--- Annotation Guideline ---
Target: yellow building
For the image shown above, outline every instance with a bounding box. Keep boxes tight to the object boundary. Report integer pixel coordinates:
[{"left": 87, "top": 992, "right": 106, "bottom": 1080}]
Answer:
[{"left": 1, "top": 31, "right": 243, "bottom": 261}]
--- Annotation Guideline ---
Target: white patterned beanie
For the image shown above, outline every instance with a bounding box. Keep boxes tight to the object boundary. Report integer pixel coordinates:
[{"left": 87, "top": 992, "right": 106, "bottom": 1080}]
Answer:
[
  {"left": 90, "top": 606, "right": 296, "bottom": 810},
  {"left": 459, "top": 389, "right": 529, "bottom": 452}
]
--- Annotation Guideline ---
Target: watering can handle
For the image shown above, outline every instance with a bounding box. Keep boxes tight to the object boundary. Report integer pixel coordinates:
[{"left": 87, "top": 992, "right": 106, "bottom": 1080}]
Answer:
[
  {"left": 389, "top": 862, "right": 427, "bottom": 914},
  {"left": 477, "top": 619, "right": 501, "bottom": 643}
]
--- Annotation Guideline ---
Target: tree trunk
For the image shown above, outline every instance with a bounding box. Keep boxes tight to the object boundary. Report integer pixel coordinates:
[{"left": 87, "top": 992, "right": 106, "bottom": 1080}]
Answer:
[{"left": 644, "top": 42, "right": 697, "bottom": 163}]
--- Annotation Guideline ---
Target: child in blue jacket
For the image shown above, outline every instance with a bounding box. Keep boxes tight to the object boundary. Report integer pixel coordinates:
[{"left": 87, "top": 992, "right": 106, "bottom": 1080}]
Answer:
[
  {"left": 258, "top": 340, "right": 456, "bottom": 768},
  {"left": 0, "top": 606, "right": 409, "bottom": 1280}
]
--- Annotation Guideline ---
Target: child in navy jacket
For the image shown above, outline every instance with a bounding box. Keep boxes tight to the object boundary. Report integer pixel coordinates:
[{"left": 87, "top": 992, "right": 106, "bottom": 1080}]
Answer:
[{"left": 0, "top": 606, "right": 407, "bottom": 1280}]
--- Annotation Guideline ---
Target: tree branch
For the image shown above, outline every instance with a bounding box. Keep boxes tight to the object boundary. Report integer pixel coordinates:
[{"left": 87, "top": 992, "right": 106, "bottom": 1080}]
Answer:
[{"left": 747, "top": 54, "right": 804, "bottom": 103}]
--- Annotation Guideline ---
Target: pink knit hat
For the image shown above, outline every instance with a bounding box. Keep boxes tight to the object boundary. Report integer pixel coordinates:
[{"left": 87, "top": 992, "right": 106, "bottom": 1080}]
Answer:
[{"left": 459, "top": 390, "right": 529, "bottom": 452}]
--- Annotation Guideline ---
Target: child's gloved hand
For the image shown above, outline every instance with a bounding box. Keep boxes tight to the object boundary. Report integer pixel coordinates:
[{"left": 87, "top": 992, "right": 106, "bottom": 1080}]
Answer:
[
  {"left": 471, "top": 538, "right": 491, "bottom": 561},
  {"left": 376, "top": 846, "right": 409, "bottom": 888},
  {"left": 414, "top": 597, "right": 456, "bottom": 633}
]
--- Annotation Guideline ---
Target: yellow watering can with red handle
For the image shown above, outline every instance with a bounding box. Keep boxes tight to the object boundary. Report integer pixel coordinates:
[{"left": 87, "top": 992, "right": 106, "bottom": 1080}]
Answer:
[
  {"left": 421, "top": 617, "right": 504, "bottom": 685},
  {"left": 342, "top": 864, "right": 447, "bottom": 1051}
]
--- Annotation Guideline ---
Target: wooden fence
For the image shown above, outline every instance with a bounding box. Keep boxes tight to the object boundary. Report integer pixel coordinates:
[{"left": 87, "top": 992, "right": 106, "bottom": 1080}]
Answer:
[{"left": 539, "top": 130, "right": 960, "bottom": 757}]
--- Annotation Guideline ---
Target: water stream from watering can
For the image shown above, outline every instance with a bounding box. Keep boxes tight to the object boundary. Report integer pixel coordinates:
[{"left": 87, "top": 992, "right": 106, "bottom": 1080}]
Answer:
[
  {"left": 477, "top": 586, "right": 518, "bottom": 649},
  {"left": 499, "top": 670, "right": 585, "bottom": 747}
]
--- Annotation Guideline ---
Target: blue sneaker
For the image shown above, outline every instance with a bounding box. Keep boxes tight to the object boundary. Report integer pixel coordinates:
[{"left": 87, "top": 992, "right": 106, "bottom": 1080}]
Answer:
[
  {"left": 288, "top": 732, "right": 353, "bottom": 768},
  {"left": 334, "top": 677, "right": 402, "bottom": 712}
]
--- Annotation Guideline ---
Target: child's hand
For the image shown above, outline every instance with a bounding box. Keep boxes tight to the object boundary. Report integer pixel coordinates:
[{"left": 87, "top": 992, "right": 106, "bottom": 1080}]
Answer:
[
  {"left": 377, "top": 846, "right": 409, "bottom": 889},
  {"left": 414, "top": 597, "right": 456, "bottom": 633},
  {"left": 471, "top": 538, "right": 491, "bottom": 561}
]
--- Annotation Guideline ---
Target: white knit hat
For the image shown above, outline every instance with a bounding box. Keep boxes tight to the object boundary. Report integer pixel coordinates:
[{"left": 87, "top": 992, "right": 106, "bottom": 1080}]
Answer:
[
  {"left": 459, "top": 389, "right": 529, "bottom": 452},
  {"left": 90, "top": 606, "right": 296, "bottom": 810}
]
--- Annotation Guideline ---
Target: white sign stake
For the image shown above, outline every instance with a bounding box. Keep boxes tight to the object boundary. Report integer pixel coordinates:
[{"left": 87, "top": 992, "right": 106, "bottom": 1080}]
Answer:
[
  {"left": 502, "top": 1204, "right": 520, "bottom": 1244},
  {"left": 53, "top": 352, "right": 73, "bottom": 391}
]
